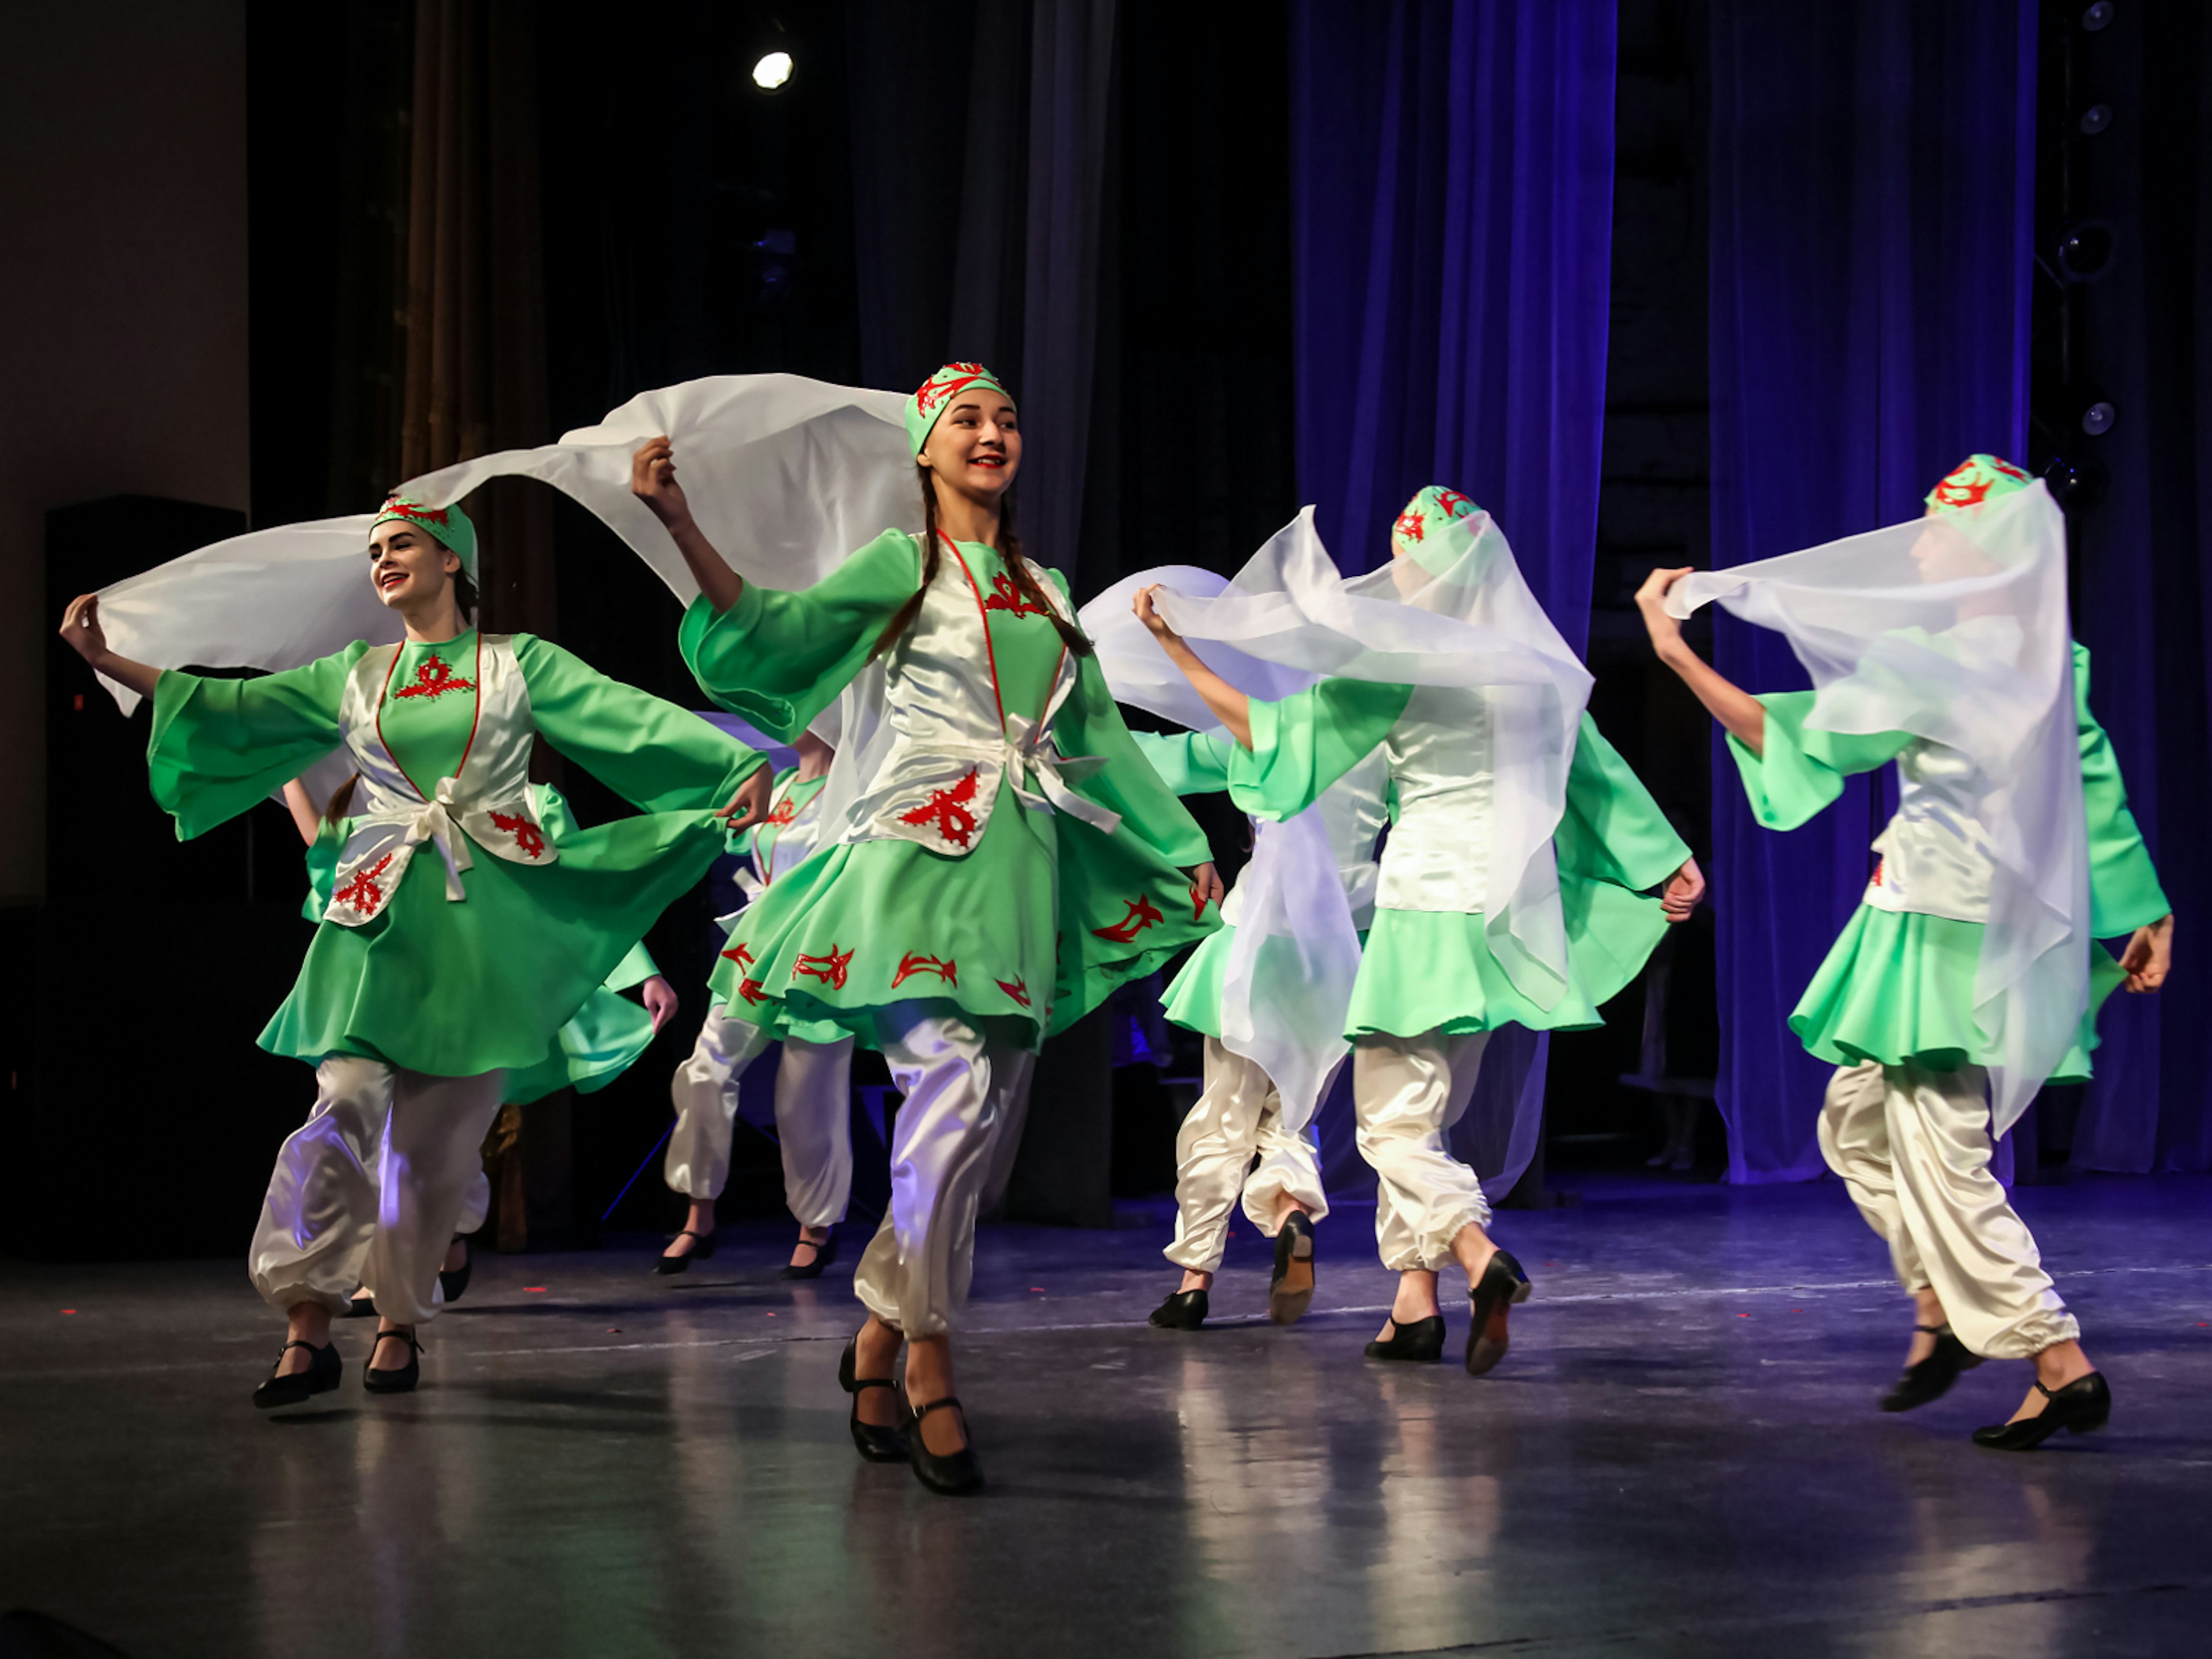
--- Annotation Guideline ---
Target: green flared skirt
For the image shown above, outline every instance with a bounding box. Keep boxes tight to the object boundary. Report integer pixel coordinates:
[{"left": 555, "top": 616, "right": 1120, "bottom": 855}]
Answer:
[
  {"left": 1789, "top": 904, "right": 2125, "bottom": 1080},
  {"left": 260, "top": 810, "right": 729, "bottom": 1078},
  {"left": 710, "top": 791, "right": 1215, "bottom": 1051}
]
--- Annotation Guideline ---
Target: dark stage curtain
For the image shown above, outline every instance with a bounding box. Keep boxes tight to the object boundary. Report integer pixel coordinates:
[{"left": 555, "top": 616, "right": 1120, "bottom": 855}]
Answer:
[
  {"left": 1287, "top": 0, "right": 1619, "bottom": 1198},
  {"left": 1706, "top": 0, "right": 2036, "bottom": 1181},
  {"left": 2061, "top": 3, "right": 2212, "bottom": 1174}
]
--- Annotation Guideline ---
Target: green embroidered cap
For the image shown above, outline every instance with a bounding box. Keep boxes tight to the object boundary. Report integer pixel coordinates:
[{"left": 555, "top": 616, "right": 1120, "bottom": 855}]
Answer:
[
  {"left": 372, "top": 494, "right": 478, "bottom": 577},
  {"left": 906, "top": 362, "right": 1014, "bottom": 458},
  {"left": 1925, "top": 454, "right": 2033, "bottom": 513},
  {"left": 1391, "top": 484, "right": 1482, "bottom": 562}
]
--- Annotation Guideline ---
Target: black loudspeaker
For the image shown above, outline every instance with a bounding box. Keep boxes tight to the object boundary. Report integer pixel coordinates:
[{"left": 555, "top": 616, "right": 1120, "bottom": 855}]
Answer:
[{"left": 5, "top": 497, "right": 316, "bottom": 1262}]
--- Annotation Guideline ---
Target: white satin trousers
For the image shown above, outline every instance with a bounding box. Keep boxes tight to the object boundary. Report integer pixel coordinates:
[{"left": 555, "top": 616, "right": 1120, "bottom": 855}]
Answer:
[
  {"left": 1163, "top": 1039, "right": 1331, "bottom": 1273},
  {"left": 852, "top": 1007, "right": 1036, "bottom": 1339},
  {"left": 1353, "top": 1029, "right": 1494, "bottom": 1273},
  {"left": 248, "top": 1058, "right": 507, "bottom": 1325},
  {"left": 664, "top": 1001, "right": 857, "bottom": 1228},
  {"left": 1819, "top": 1060, "right": 2078, "bottom": 1358}
]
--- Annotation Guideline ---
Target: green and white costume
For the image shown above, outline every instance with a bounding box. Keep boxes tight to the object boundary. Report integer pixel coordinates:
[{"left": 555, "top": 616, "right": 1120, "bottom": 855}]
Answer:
[
  {"left": 134, "top": 497, "right": 764, "bottom": 1326},
  {"left": 678, "top": 362, "right": 1218, "bottom": 1336},
  {"left": 665, "top": 764, "right": 860, "bottom": 1230},
  {"left": 1671, "top": 457, "right": 2169, "bottom": 1359},
  {"left": 1134, "top": 728, "right": 1391, "bottom": 1273},
  {"left": 1145, "top": 488, "right": 1689, "bottom": 1274}
]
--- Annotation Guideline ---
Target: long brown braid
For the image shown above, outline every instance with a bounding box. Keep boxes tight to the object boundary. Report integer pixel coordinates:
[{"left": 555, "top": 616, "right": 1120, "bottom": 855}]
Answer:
[{"left": 870, "top": 464, "right": 1094, "bottom": 661}]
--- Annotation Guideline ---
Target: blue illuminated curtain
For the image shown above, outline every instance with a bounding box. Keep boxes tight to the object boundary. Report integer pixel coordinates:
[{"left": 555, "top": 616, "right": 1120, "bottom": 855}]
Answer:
[
  {"left": 1707, "top": 0, "right": 2037, "bottom": 1180},
  {"left": 1287, "top": 0, "right": 1618, "bottom": 1195}
]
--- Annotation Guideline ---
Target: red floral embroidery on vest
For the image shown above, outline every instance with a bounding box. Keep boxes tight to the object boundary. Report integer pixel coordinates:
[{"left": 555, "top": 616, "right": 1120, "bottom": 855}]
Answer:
[
  {"left": 738, "top": 978, "right": 768, "bottom": 1005},
  {"left": 392, "top": 654, "right": 478, "bottom": 700},
  {"left": 997, "top": 975, "right": 1032, "bottom": 1008},
  {"left": 1092, "top": 894, "right": 1166, "bottom": 944},
  {"left": 981, "top": 570, "right": 1051, "bottom": 619},
  {"left": 334, "top": 854, "right": 396, "bottom": 916},
  {"left": 1870, "top": 859, "right": 1885, "bottom": 887},
  {"left": 765, "top": 795, "right": 800, "bottom": 827},
  {"left": 893, "top": 952, "right": 958, "bottom": 988},
  {"left": 721, "top": 941, "right": 756, "bottom": 971},
  {"left": 793, "top": 945, "right": 853, "bottom": 990},
  {"left": 488, "top": 809, "right": 546, "bottom": 858},
  {"left": 897, "top": 767, "right": 982, "bottom": 849}
]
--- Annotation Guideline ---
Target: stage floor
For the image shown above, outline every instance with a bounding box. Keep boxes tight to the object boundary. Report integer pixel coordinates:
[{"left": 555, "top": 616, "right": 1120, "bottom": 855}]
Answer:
[{"left": 4, "top": 1175, "right": 2210, "bottom": 1658}]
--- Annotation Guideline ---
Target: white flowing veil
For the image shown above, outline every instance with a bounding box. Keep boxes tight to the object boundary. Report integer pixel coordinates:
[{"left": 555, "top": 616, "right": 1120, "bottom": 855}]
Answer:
[
  {"left": 1081, "top": 566, "right": 1362, "bottom": 1131},
  {"left": 1664, "top": 482, "right": 2081, "bottom": 1132},
  {"left": 1147, "top": 506, "right": 1594, "bottom": 1011}
]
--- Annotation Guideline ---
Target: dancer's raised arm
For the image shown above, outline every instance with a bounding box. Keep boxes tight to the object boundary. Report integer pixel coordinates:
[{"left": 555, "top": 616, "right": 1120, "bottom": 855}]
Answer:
[
  {"left": 1635, "top": 566, "right": 1767, "bottom": 756},
  {"left": 57, "top": 594, "right": 160, "bottom": 703},
  {"left": 1132, "top": 583, "right": 1252, "bottom": 749},
  {"left": 632, "top": 436, "right": 745, "bottom": 616}
]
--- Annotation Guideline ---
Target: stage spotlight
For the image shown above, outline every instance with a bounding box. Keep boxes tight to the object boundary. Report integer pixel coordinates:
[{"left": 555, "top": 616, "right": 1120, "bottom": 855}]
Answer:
[
  {"left": 2080, "top": 399, "right": 2117, "bottom": 437},
  {"left": 752, "top": 50, "right": 794, "bottom": 90},
  {"left": 2078, "top": 103, "right": 2112, "bottom": 135},
  {"left": 2055, "top": 219, "right": 2115, "bottom": 282},
  {"left": 2080, "top": 2, "right": 2114, "bottom": 32}
]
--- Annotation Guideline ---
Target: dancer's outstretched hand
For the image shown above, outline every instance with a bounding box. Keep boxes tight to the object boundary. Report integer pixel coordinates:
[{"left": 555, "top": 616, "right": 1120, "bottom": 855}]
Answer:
[
  {"left": 1661, "top": 857, "right": 1705, "bottom": 923},
  {"left": 631, "top": 437, "right": 693, "bottom": 529},
  {"left": 1635, "top": 567, "right": 1695, "bottom": 658},
  {"left": 2119, "top": 913, "right": 2175, "bottom": 993},
  {"left": 717, "top": 765, "right": 775, "bottom": 832},
  {"left": 59, "top": 592, "right": 107, "bottom": 662},
  {"left": 641, "top": 975, "right": 679, "bottom": 1033},
  {"left": 1187, "top": 862, "right": 1225, "bottom": 918},
  {"left": 1133, "top": 584, "right": 1182, "bottom": 645}
]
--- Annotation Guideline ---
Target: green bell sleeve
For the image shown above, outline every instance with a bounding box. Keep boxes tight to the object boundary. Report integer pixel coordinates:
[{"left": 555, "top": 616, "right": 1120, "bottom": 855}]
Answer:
[
  {"left": 2074, "top": 645, "right": 2169, "bottom": 936},
  {"left": 1226, "top": 677, "right": 1414, "bottom": 822},
  {"left": 1127, "top": 728, "right": 1238, "bottom": 798},
  {"left": 147, "top": 647, "right": 368, "bottom": 840},
  {"left": 513, "top": 635, "right": 764, "bottom": 813},
  {"left": 1555, "top": 714, "right": 1693, "bottom": 892},
  {"left": 677, "top": 528, "right": 923, "bottom": 741},
  {"left": 1724, "top": 692, "right": 1916, "bottom": 830}
]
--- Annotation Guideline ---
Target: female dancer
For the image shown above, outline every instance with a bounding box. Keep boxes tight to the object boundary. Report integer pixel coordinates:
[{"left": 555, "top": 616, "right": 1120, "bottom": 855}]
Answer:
[
  {"left": 632, "top": 361, "right": 1222, "bottom": 1494},
  {"left": 658, "top": 725, "right": 859, "bottom": 1279},
  {"left": 1124, "top": 728, "right": 1387, "bottom": 1331},
  {"left": 1638, "top": 454, "right": 2172, "bottom": 1449},
  {"left": 59, "top": 494, "right": 768, "bottom": 1404},
  {"left": 284, "top": 773, "right": 681, "bottom": 1308},
  {"left": 1137, "top": 486, "right": 1703, "bottom": 1374}
]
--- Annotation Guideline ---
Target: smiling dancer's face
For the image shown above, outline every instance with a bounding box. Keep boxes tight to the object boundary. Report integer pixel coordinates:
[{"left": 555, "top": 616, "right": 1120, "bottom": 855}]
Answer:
[
  {"left": 921, "top": 392, "right": 1021, "bottom": 504},
  {"left": 368, "top": 523, "right": 461, "bottom": 615}
]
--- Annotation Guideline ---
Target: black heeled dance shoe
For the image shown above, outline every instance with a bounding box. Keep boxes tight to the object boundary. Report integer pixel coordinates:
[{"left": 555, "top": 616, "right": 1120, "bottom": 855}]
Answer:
[
  {"left": 1268, "top": 1212, "right": 1317, "bottom": 1327},
  {"left": 1364, "top": 1315, "right": 1445, "bottom": 1362},
  {"left": 1972, "top": 1372, "right": 2111, "bottom": 1451},
  {"left": 438, "top": 1235, "right": 474, "bottom": 1305},
  {"left": 782, "top": 1229, "right": 838, "bottom": 1281},
  {"left": 253, "top": 1338, "right": 343, "bottom": 1410},
  {"left": 1880, "top": 1324, "right": 1983, "bottom": 1412},
  {"left": 363, "top": 1327, "right": 424, "bottom": 1394},
  {"left": 838, "top": 1334, "right": 911, "bottom": 1463},
  {"left": 908, "top": 1396, "right": 984, "bottom": 1496},
  {"left": 1149, "top": 1289, "right": 1209, "bottom": 1331},
  {"left": 653, "top": 1229, "right": 717, "bottom": 1276},
  {"left": 1465, "top": 1248, "right": 1532, "bottom": 1377}
]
